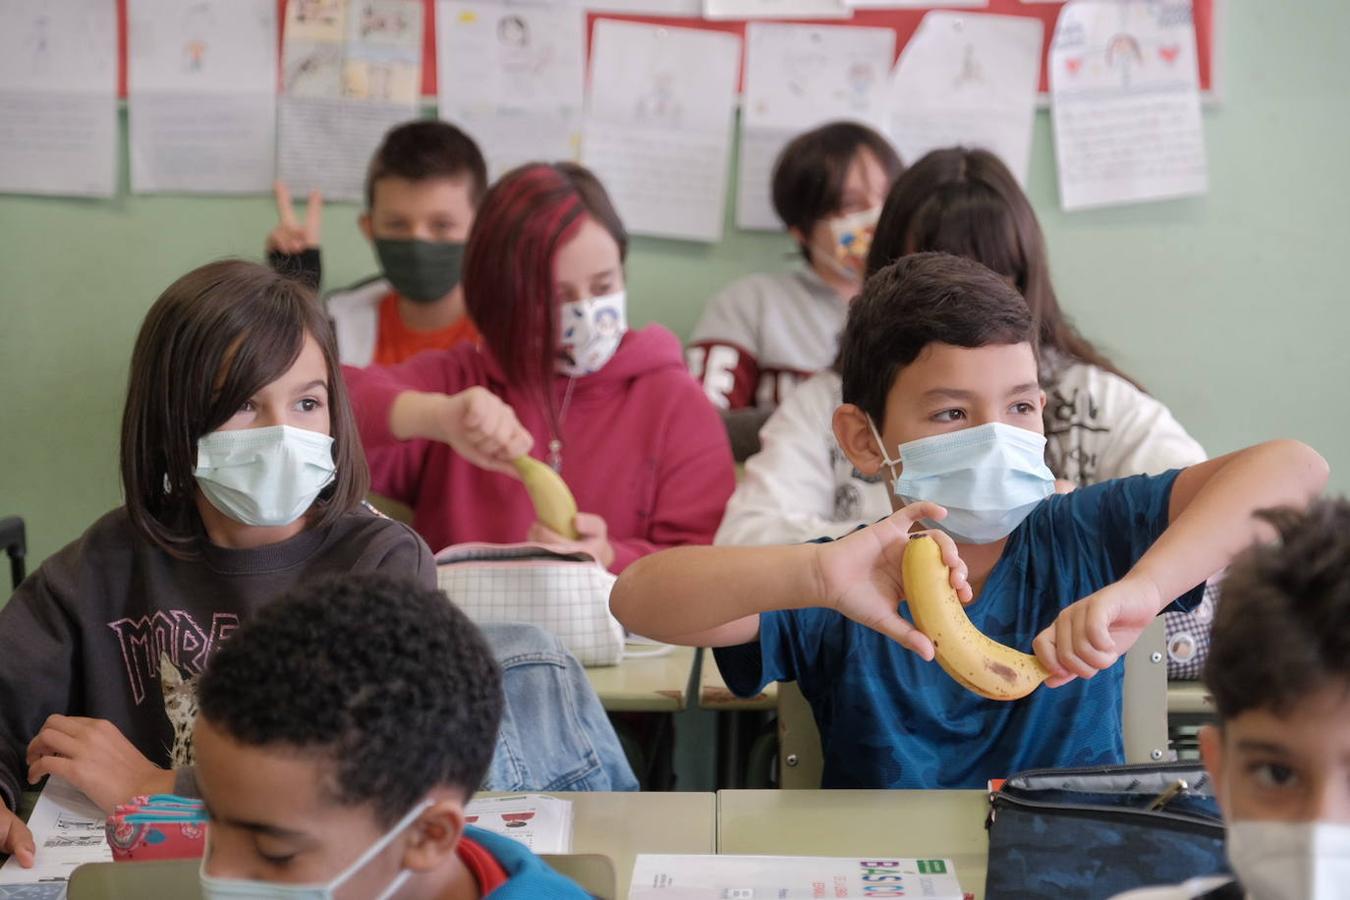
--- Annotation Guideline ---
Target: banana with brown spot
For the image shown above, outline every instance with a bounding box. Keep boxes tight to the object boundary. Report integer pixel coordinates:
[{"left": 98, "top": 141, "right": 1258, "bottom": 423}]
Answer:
[{"left": 514, "top": 456, "right": 580, "bottom": 540}]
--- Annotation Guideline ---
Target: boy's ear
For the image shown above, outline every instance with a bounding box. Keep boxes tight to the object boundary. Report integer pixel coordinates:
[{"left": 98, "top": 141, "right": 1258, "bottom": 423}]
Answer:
[
  {"left": 833, "top": 403, "right": 887, "bottom": 477},
  {"left": 358, "top": 212, "right": 374, "bottom": 243},
  {"left": 1198, "top": 724, "right": 1227, "bottom": 809},
  {"left": 400, "top": 797, "right": 466, "bottom": 873}
]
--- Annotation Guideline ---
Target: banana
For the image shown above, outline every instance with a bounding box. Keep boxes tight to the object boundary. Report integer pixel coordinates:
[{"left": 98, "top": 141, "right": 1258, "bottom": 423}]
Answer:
[
  {"left": 513, "top": 456, "right": 580, "bottom": 540},
  {"left": 901, "top": 534, "right": 1049, "bottom": 701}
]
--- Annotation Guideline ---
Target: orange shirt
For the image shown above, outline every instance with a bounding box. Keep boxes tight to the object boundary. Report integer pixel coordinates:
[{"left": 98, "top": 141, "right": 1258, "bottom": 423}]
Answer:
[{"left": 372, "top": 291, "right": 480, "bottom": 366}]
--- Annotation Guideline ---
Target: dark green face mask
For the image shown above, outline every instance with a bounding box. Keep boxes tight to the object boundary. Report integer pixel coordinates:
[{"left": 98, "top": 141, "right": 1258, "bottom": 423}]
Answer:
[{"left": 373, "top": 238, "right": 466, "bottom": 304}]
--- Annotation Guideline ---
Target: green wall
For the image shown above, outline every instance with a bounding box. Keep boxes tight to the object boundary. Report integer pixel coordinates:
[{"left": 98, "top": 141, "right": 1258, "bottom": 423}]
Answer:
[{"left": 2, "top": 3, "right": 1347, "bottom": 575}]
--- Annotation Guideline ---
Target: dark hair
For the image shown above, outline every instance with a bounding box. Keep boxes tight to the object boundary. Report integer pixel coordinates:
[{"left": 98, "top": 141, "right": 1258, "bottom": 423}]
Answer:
[
  {"left": 1204, "top": 500, "right": 1350, "bottom": 723},
  {"left": 840, "top": 252, "right": 1035, "bottom": 425},
  {"left": 120, "top": 260, "right": 369, "bottom": 559},
  {"left": 463, "top": 162, "right": 627, "bottom": 436},
  {"left": 865, "top": 147, "right": 1140, "bottom": 390},
  {"left": 364, "top": 119, "right": 489, "bottom": 210},
  {"left": 772, "top": 121, "right": 902, "bottom": 261},
  {"left": 197, "top": 574, "right": 503, "bottom": 825}
]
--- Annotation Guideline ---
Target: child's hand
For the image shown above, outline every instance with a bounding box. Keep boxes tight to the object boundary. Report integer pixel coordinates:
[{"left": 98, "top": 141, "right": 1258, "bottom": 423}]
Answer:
[
  {"left": 25, "top": 715, "right": 174, "bottom": 814},
  {"left": 527, "top": 512, "right": 616, "bottom": 570},
  {"left": 814, "top": 501, "right": 972, "bottom": 660},
  {"left": 1032, "top": 574, "right": 1164, "bottom": 688},
  {"left": 424, "top": 388, "right": 533, "bottom": 476},
  {"left": 0, "top": 806, "right": 34, "bottom": 868},
  {"left": 265, "top": 181, "right": 322, "bottom": 255}
]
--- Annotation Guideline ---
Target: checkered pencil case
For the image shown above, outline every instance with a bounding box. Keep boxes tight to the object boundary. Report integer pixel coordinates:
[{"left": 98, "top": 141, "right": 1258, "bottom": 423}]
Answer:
[{"left": 436, "top": 543, "right": 625, "bottom": 666}]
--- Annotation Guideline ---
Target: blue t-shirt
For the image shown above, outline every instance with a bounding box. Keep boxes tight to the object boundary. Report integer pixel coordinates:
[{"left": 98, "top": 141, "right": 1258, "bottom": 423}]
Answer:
[{"left": 713, "top": 470, "right": 1204, "bottom": 790}]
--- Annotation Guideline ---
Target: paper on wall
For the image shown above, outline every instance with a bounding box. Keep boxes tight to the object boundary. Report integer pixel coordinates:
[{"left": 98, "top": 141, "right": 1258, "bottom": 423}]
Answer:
[
  {"left": 888, "top": 11, "right": 1042, "bottom": 186},
  {"left": 846, "top": 0, "right": 987, "bottom": 7},
  {"left": 464, "top": 794, "right": 573, "bottom": 854},
  {"left": 127, "top": 0, "right": 278, "bottom": 194},
  {"left": 0, "top": 778, "right": 112, "bottom": 894},
  {"left": 570, "top": 1, "right": 701, "bottom": 14},
  {"left": 437, "top": 1, "right": 586, "bottom": 177},
  {"left": 1049, "top": 0, "right": 1207, "bottom": 211},
  {"left": 737, "top": 22, "right": 895, "bottom": 231},
  {"left": 629, "top": 854, "right": 965, "bottom": 899},
  {"left": 0, "top": 0, "right": 118, "bottom": 198},
  {"left": 277, "top": 0, "right": 423, "bottom": 202},
  {"left": 703, "top": 0, "right": 849, "bottom": 20},
  {"left": 582, "top": 20, "right": 741, "bottom": 242}
]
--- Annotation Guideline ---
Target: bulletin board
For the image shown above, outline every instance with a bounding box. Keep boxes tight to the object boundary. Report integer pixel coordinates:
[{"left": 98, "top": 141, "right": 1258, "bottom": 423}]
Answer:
[{"left": 112, "top": 0, "right": 1220, "bottom": 99}]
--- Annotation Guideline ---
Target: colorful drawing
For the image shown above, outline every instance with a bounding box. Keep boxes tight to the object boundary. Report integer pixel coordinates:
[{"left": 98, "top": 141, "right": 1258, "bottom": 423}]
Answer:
[
  {"left": 180, "top": 2, "right": 214, "bottom": 72},
  {"left": 284, "top": 41, "right": 344, "bottom": 97},
  {"left": 343, "top": 59, "right": 418, "bottom": 102},
  {"left": 286, "top": 0, "right": 345, "bottom": 42},
  {"left": 352, "top": 0, "right": 418, "bottom": 46}
]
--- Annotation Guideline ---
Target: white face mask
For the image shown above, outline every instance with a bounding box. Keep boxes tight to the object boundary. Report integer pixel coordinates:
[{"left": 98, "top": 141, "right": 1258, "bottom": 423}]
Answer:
[
  {"left": 868, "top": 419, "right": 1055, "bottom": 544},
  {"left": 557, "top": 290, "right": 628, "bottom": 377},
  {"left": 194, "top": 425, "right": 336, "bottom": 528},
  {"left": 199, "top": 799, "right": 430, "bottom": 900},
  {"left": 1225, "top": 820, "right": 1350, "bottom": 900}
]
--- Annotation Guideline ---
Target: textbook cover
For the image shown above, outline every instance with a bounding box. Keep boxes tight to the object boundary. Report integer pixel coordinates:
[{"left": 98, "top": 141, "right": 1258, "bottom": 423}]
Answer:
[{"left": 628, "top": 855, "right": 964, "bottom": 899}]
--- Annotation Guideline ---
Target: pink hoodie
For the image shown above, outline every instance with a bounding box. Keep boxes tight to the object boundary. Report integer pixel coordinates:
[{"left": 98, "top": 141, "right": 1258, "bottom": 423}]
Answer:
[{"left": 344, "top": 325, "right": 735, "bottom": 572}]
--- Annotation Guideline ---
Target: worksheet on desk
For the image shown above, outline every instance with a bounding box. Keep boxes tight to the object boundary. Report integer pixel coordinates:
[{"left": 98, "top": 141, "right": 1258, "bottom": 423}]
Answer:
[
  {"left": 437, "top": 0, "right": 586, "bottom": 178},
  {"left": 277, "top": 0, "right": 422, "bottom": 202},
  {"left": 736, "top": 21, "right": 895, "bottom": 232},
  {"left": 630, "top": 854, "right": 965, "bottom": 899},
  {"left": 582, "top": 20, "right": 741, "bottom": 243},
  {"left": 127, "top": 0, "right": 278, "bottom": 194},
  {"left": 0, "top": 777, "right": 111, "bottom": 898},
  {"left": 0, "top": 0, "right": 117, "bottom": 198},
  {"left": 888, "top": 11, "right": 1042, "bottom": 188},
  {"left": 464, "top": 795, "right": 573, "bottom": 854},
  {"left": 1049, "top": 0, "right": 1208, "bottom": 211}
]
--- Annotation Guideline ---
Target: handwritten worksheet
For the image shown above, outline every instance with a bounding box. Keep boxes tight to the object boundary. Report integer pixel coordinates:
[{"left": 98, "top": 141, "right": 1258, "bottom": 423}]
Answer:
[
  {"left": 127, "top": 0, "right": 278, "bottom": 194},
  {"left": 582, "top": 20, "right": 741, "bottom": 242},
  {"left": 737, "top": 22, "right": 895, "bottom": 231},
  {"left": 0, "top": 778, "right": 111, "bottom": 897},
  {"left": 437, "top": 1, "right": 586, "bottom": 177},
  {"left": 278, "top": 0, "right": 423, "bottom": 201},
  {"left": 0, "top": 0, "right": 117, "bottom": 198},
  {"left": 889, "top": 11, "right": 1042, "bottom": 186},
  {"left": 1050, "top": 0, "right": 1208, "bottom": 211}
]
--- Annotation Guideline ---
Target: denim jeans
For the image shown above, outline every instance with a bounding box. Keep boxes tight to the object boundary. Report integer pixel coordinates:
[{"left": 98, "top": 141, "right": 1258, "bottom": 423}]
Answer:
[{"left": 480, "top": 622, "right": 638, "bottom": 792}]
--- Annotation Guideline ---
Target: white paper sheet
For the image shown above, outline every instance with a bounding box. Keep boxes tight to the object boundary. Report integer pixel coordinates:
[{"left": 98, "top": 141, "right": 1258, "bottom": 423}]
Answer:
[
  {"left": 582, "top": 20, "right": 741, "bottom": 242},
  {"left": 703, "top": 0, "right": 849, "bottom": 20},
  {"left": 0, "top": 0, "right": 117, "bottom": 198},
  {"left": 0, "top": 778, "right": 111, "bottom": 892},
  {"left": 277, "top": 0, "right": 423, "bottom": 201},
  {"left": 630, "top": 855, "right": 965, "bottom": 899},
  {"left": 570, "top": 1, "right": 701, "bottom": 14},
  {"left": 847, "top": 0, "right": 986, "bottom": 7},
  {"left": 888, "top": 11, "right": 1042, "bottom": 186},
  {"left": 127, "top": 0, "right": 278, "bottom": 194},
  {"left": 464, "top": 794, "right": 573, "bottom": 854},
  {"left": 1049, "top": 0, "right": 1207, "bottom": 211},
  {"left": 736, "top": 22, "right": 895, "bottom": 231},
  {"left": 437, "top": 1, "right": 586, "bottom": 176}
]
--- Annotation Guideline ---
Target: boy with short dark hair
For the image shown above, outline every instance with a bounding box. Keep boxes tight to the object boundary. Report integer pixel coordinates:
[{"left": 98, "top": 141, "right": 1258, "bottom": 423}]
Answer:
[
  {"left": 268, "top": 119, "right": 489, "bottom": 367},
  {"left": 614, "top": 252, "right": 1328, "bottom": 790},
  {"left": 1116, "top": 499, "right": 1350, "bottom": 899},
  {"left": 192, "top": 573, "right": 587, "bottom": 897}
]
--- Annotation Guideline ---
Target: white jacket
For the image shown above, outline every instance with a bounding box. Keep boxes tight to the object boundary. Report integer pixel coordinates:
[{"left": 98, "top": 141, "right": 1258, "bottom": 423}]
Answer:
[
  {"left": 715, "top": 364, "right": 1207, "bottom": 547},
  {"left": 325, "top": 276, "right": 389, "bottom": 368}
]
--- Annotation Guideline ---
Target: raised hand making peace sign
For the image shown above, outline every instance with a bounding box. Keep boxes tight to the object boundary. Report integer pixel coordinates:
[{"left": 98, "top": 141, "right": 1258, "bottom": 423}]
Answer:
[{"left": 265, "top": 181, "right": 323, "bottom": 256}]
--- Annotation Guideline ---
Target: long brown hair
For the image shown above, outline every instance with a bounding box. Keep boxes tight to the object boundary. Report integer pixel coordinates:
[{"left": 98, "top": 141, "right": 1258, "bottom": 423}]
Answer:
[
  {"left": 864, "top": 147, "right": 1142, "bottom": 390},
  {"left": 120, "top": 260, "right": 369, "bottom": 558}
]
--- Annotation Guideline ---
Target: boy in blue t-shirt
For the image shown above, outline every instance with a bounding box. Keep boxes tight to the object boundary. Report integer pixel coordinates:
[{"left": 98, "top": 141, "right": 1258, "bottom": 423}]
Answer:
[{"left": 611, "top": 252, "right": 1328, "bottom": 790}]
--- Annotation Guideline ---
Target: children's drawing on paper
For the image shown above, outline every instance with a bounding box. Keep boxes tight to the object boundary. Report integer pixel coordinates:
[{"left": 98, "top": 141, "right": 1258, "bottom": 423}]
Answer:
[
  {"left": 288, "top": 0, "right": 345, "bottom": 42},
  {"left": 285, "top": 41, "right": 344, "bottom": 97},
  {"left": 180, "top": 2, "right": 214, "bottom": 73},
  {"left": 635, "top": 70, "right": 683, "bottom": 125}
]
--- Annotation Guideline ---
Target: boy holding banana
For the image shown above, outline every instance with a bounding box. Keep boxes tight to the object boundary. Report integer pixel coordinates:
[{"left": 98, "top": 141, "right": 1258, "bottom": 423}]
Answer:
[{"left": 611, "top": 252, "right": 1328, "bottom": 789}]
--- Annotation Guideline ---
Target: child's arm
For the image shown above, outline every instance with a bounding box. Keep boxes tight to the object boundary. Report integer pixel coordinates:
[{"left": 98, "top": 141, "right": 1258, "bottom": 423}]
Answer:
[
  {"left": 1034, "top": 439, "right": 1328, "bottom": 686},
  {"left": 610, "top": 501, "right": 971, "bottom": 653}
]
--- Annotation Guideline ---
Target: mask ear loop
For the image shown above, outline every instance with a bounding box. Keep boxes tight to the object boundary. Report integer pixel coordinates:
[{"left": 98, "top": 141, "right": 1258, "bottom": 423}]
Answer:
[{"left": 865, "top": 415, "right": 902, "bottom": 484}]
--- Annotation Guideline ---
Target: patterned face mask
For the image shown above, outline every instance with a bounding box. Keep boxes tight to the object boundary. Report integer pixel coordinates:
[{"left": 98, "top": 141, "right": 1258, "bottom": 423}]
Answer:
[{"left": 557, "top": 291, "right": 628, "bottom": 377}]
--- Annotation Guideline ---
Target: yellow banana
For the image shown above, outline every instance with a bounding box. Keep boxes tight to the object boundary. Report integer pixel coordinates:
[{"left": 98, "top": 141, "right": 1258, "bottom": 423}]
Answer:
[
  {"left": 513, "top": 456, "right": 580, "bottom": 540},
  {"left": 901, "top": 534, "right": 1048, "bottom": 701}
]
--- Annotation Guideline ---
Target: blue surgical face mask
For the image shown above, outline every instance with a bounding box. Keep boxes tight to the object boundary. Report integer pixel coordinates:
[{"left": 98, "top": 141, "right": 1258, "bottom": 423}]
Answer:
[
  {"left": 194, "top": 425, "right": 336, "bottom": 528},
  {"left": 867, "top": 419, "right": 1055, "bottom": 544},
  {"left": 199, "top": 799, "right": 431, "bottom": 900}
]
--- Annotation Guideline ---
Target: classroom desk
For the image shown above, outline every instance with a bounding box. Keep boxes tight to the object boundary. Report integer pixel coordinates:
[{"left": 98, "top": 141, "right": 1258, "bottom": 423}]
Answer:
[
  {"left": 584, "top": 644, "right": 699, "bottom": 712},
  {"left": 480, "top": 790, "right": 716, "bottom": 896},
  {"left": 1167, "top": 681, "right": 1214, "bottom": 716},
  {"left": 698, "top": 652, "right": 778, "bottom": 711},
  {"left": 718, "top": 789, "right": 991, "bottom": 900}
]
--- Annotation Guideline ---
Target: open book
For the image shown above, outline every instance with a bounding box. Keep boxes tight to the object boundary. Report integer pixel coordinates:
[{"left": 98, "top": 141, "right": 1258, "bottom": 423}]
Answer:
[{"left": 629, "top": 855, "right": 964, "bottom": 899}]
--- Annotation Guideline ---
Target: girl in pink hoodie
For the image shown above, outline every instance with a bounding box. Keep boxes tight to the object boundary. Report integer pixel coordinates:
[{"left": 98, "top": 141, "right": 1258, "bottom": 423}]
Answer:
[{"left": 344, "top": 163, "right": 735, "bottom": 572}]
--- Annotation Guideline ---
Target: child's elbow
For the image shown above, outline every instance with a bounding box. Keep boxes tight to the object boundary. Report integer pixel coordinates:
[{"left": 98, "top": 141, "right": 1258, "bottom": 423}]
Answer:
[
  {"left": 609, "top": 562, "right": 646, "bottom": 629},
  {"left": 1268, "top": 438, "right": 1330, "bottom": 498}
]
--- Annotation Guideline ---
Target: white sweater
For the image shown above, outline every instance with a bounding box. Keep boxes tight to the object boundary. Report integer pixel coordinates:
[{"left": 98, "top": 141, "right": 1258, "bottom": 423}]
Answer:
[{"left": 715, "top": 364, "right": 1207, "bottom": 547}]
